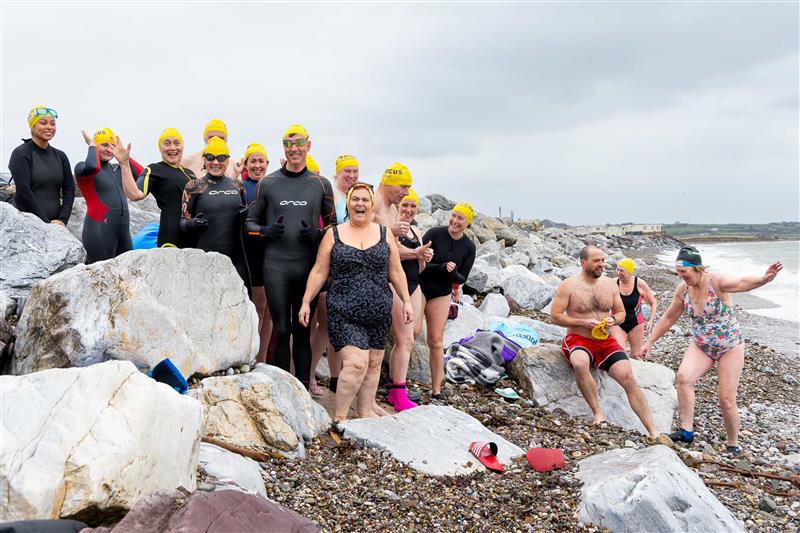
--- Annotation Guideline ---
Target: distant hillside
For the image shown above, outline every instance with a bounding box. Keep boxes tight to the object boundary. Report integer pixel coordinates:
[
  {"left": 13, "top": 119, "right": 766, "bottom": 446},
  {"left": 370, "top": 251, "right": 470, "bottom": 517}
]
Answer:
[
  {"left": 664, "top": 222, "right": 800, "bottom": 241},
  {"left": 540, "top": 219, "right": 571, "bottom": 229}
]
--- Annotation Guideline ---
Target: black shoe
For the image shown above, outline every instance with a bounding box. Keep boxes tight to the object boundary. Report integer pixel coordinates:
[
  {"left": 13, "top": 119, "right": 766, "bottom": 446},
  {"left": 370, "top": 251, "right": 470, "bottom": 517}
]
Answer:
[
  {"left": 407, "top": 389, "right": 422, "bottom": 402},
  {"left": 431, "top": 392, "right": 448, "bottom": 404},
  {"left": 668, "top": 428, "right": 695, "bottom": 444},
  {"left": 725, "top": 444, "right": 743, "bottom": 456}
]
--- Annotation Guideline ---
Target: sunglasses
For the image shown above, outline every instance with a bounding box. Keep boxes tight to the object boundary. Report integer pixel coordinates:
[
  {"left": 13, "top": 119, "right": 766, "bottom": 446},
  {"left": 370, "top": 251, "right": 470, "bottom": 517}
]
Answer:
[
  {"left": 282, "top": 138, "right": 309, "bottom": 148},
  {"left": 203, "top": 154, "right": 230, "bottom": 162},
  {"left": 30, "top": 107, "right": 58, "bottom": 120}
]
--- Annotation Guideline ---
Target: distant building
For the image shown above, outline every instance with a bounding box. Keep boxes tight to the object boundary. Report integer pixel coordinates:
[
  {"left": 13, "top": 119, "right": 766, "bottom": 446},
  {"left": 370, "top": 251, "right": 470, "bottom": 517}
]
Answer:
[{"left": 571, "top": 223, "right": 663, "bottom": 237}]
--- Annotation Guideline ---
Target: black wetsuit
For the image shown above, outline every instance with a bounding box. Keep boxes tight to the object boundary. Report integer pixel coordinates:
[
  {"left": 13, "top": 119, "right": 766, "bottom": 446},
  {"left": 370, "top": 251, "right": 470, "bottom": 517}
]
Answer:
[
  {"left": 242, "top": 174, "right": 266, "bottom": 287},
  {"left": 8, "top": 139, "right": 75, "bottom": 223},
  {"left": 245, "top": 166, "right": 336, "bottom": 386},
  {"left": 419, "top": 226, "right": 476, "bottom": 299},
  {"left": 399, "top": 229, "right": 422, "bottom": 295},
  {"left": 75, "top": 147, "right": 142, "bottom": 263},
  {"left": 136, "top": 162, "right": 195, "bottom": 247},
  {"left": 181, "top": 175, "right": 250, "bottom": 288}
]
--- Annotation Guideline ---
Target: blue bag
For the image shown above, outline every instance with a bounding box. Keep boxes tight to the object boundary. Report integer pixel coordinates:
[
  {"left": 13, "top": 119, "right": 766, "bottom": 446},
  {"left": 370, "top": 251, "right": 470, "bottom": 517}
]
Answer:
[
  {"left": 132, "top": 223, "right": 159, "bottom": 250},
  {"left": 490, "top": 321, "right": 540, "bottom": 351},
  {"left": 148, "top": 358, "right": 189, "bottom": 394}
]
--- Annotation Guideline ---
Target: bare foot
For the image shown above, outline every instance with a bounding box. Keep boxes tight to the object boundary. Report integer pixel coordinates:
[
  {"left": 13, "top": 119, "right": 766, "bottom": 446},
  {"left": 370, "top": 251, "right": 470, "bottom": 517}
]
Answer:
[
  {"left": 591, "top": 413, "right": 607, "bottom": 425},
  {"left": 372, "top": 402, "right": 389, "bottom": 417}
]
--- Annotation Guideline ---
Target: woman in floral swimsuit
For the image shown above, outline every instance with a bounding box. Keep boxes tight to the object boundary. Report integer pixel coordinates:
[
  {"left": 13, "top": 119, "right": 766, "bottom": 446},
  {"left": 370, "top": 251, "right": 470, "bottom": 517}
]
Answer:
[{"left": 641, "top": 247, "right": 782, "bottom": 455}]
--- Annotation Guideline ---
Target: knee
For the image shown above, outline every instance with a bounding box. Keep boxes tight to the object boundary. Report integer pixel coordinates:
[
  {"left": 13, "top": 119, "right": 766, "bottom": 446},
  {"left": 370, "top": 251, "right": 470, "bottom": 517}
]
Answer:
[
  {"left": 572, "top": 361, "right": 591, "bottom": 377},
  {"left": 676, "top": 371, "right": 697, "bottom": 388},
  {"left": 616, "top": 371, "right": 638, "bottom": 392},
  {"left": 346, "top": 356, "right": 368, "bottom": 374},
  {"left": 427, "top": 335, "right": 444, "bottom": 352},
  {"left": 368, "top": 354, "right": 383, "bottom": 371},
  {"left": 272, "top": 320, "right": 290, "bottom": 338},
  {"left": 718, "top": 393, "right": 738, "bottom": 411}
]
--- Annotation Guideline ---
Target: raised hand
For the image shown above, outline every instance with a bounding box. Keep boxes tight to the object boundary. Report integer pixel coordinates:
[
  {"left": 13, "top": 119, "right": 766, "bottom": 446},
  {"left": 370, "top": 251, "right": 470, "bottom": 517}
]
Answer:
[
  {"left": 109, "top": 136, "right": 131, "bottom": 164},
  {"left": 81, "top": 130, "right": 94, "bottom": 146},
  {"left": 763, "top": 262, "right": 783, "bottom": 283},
  {"left": 417, "top": 241, "right": 433, "bottom": 262}
]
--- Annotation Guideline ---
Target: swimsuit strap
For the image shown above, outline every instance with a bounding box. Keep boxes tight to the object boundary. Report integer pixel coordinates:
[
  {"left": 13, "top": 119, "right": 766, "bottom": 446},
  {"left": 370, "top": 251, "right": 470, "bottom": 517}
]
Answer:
[
  {"left": 332, "top": 225, "right": 340, "bottom": 243},
  {"left": 380, "top": 225, "right": 387, "bottom": 243}
]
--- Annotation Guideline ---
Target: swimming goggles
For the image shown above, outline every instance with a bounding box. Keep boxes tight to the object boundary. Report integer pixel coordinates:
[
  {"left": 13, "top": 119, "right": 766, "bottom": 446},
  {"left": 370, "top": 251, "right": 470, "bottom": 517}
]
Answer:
[
  {"left": 29, "top": 107, "right": 58, "bottom": 119},
  {"left": 282, "top": 138, "right": 309, "bottom": 148},
  {"left": 203, "top": 154, "right": 230, "bottom": 162}
]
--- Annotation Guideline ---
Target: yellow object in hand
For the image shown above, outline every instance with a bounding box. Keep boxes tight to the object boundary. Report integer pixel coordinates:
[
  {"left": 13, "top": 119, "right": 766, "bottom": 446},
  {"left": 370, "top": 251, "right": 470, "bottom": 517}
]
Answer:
[{"left": 591, "top": 322, "right": 609, "bottom": 340}]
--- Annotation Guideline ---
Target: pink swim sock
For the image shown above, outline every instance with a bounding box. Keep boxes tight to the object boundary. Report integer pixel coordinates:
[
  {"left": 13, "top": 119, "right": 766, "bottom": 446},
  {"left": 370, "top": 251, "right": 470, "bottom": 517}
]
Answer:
[{"left": 389, "top": 382, "right": 418, "bottom": 411}]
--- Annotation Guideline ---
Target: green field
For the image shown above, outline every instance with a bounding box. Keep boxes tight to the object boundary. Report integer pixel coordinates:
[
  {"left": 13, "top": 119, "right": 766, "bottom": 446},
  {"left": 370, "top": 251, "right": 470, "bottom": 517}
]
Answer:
[{"left": 663, "top": 222, "right": 800, "bottom": 241}]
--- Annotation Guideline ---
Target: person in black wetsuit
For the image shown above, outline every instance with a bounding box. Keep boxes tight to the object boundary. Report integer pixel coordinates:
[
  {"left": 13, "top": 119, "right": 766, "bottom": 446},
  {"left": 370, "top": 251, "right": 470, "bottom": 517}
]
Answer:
[
  {"left": 118, "top": 128, "right": 196, "bottom": 247},
  {"left": 609, "top": 258, "right": 658, "bottom": 359},
  {"left": 241, "top": 143, "right": 272, "bottom": 364},
  {"left": 8, "top": 106, "right": 75, "bottom": 225},
  {"left": 74, "top": 128, "right": 143, "bottom": 263},
  {"left": 419, "top": 202, "right": 477, "bottom": 401},
  {"left": 180, "top": 136, "right": 250, "bottom": 288},
  {"left": 299, "top": 182, "right": 413, "bottom": 422},
  {"left": 245, "top": 124, "right": 336, "bottom": 389}
]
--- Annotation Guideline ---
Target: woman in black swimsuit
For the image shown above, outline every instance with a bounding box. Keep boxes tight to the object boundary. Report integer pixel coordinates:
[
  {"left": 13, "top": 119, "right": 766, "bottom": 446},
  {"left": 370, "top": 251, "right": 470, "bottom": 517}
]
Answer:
[
  {"left": 610, "top": 258, "right": 657, "bottom": 359},
  {"left": 299, "top": 183, "right": 413, "bottom": 423}
]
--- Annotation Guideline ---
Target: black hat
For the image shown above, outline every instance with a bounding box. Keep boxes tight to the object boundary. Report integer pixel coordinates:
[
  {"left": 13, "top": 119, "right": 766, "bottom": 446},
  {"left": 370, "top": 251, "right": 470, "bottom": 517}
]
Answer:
[{"left": 676, "top": 246, "right": 703, "bottom": 267}]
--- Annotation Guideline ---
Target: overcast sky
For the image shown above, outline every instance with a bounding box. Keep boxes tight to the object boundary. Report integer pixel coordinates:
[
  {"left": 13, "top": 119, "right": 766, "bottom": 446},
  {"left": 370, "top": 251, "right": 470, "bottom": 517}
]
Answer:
[{"left": 2, "top": 1, "right": 798, "bottom": 225}]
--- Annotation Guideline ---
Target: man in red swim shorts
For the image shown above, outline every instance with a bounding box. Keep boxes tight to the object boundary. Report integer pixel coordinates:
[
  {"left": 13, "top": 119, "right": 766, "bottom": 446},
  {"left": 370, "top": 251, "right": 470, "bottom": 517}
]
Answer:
[{"left": 550, "top": 245, "right": 659, "bottom": 438}]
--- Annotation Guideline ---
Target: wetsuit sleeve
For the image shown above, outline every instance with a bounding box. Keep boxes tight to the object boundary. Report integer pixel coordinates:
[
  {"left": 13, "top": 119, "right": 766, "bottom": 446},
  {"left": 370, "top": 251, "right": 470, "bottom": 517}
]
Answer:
[
  {"left": 422, "top": 228, "right": 448, "bottom": 273},
  {"left": 136, "top": 166, "right": 152, "bottom": 196},
  {"left": 75, "top": 146, "right": 100, "bottom": 179},
  {"left": 320, "top": 177, "right": 336, "bottom": 229},
  {"left": 451, "top": 243, "right": 475, "bottom": 285},
  {"left": 57, "top": 151, "right": 75, "bottom": 224},
  {"left": 129, "top": 158, "right": 143, "bottom": 178},
  {"left": 179, "top": 179, "right": 199, "bottom": 232},
  {"left": 8, "top": 145, "right": 50, "bottom": 221},
  {"left": 245, "top": 179, "right": 267, "bottom": 235}
]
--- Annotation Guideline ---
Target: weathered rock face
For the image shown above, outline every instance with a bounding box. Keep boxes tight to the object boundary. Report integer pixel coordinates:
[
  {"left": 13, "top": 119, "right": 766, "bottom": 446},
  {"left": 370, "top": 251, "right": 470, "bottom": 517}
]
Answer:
[
  {"left": 443, "top": 303, "right": 487, "bottom": 348},
  {"left": 189, "top": 365, "right": 330, "bottom": 458},
  {"left": 0, "top": 202, "right": 86, "bottom": 300},
  {"left": 13, "top": 248, "right": 258, "bottom": 377},
  {"left": 83, "top": 489, "right": 319, "bottom": 533},
  {"left": 0, "top": 361, "right": 202, "bottom": 522},
  {"left": 66, "top": 195, "right": 160, "bottom": 242},
  {"left": 341, "top": 406, "right": 524, "bottom": 476},
  {"left": 479, "top": 293, "right": 510, "bottom": 318},
  {"left": 198, "top": 443, "right": 266, "bottom": 497},
  {"left": 498, "top": 265, "right": 556, "bottom": 311},
  {"left": 508, "top": 344, "right": 677, "bottom": 434},
  {"left": 465, "top": 258, "right": 501, "bottom": 293},
  {"left": 577, "top": 446, "right": 745, "bottom": 533},
  {"left": 425, "top": 194, "right": 455, "bottom": 213}
]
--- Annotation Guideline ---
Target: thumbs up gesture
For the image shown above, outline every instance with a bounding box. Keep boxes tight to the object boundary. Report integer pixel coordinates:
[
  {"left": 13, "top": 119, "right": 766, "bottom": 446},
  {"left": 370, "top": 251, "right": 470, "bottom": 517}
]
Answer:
[{"left": 418, "top": 241, "right": 434, "bottom": 262}]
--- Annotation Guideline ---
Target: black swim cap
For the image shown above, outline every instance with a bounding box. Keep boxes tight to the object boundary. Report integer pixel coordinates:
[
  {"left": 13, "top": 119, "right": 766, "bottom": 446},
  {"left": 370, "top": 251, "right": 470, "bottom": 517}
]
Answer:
[{"left": 676, "top": 246, "right": 703, "bottom": 267}]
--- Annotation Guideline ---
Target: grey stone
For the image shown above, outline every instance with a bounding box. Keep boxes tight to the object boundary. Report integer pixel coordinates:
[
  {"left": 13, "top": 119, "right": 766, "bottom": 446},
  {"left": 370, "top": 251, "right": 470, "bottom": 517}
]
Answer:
[
  {"left": 413, "top": 212, "right": 437, "bottom": 232},
  {"left": 479, "top": 293, "right": 510, "bottom": 318},
  {"left": 498, "top": 265, "right": 556, "bottom": 311},
  {"left": 425, "top": 194, "right": 455, "bottom": 212},
  {"left": 444, "top": 303, "right": 486, "bottom": 348},
  {"left": 13, "top": 248, "right": 259, "bottom": 377},
  {"left": 577, "top": 446, "right": 745, "bottom": 533},
  {"left": 758, "top": 497, "right": 778, "bottom": 513},
  {"left": 465, "top": 258, "right": 501, "bottom": 293},
  {"left": 508, "top": 344, "right": 677, "bottom": 434},
  {"left": 0, "top": 202, "right": 85, "bottom": 299},
  {"left": 198, "top": 443, "right": 266, "bottom": 497},
  {"left": 341, "top": 406, "right": 524, "bottom": 476}
]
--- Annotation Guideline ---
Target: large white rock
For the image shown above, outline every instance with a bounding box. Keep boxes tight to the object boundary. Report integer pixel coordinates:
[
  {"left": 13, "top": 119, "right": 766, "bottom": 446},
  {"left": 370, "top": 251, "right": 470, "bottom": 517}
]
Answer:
[
  {"left": 189, "top": 364, "right": 331, "bottom": 459},
  {"left": 577, "top": 446, "right": 745, "bottom": 533},
  {"left": 0, "top": 360, "right": 202, "bottom": 522},
  {"left": 465, "top": 258, "right": 501, "bottom": 293},
  {"left": 508, "top": 344, "right": 677, "bottom": 434},
  {"left": 498, "top": 265, "right": 556, "bottom": 311},
  {"left": 0, "top": 202, "right": 85, "bottom": 299},
  {"left": 479, "top": 293, "right": 510, "bottom": 318},
  {"left": 198, "top": 443, "right": 266, "bottom": 497},
  {"left": 13, "top": 248, "right": 259, "bottom": 377},
  {"left": 341, "top": 406, "right": 524, "bottom": 476},
  {"left": 443, "top": 303, "right": 487, "bottom": 348}
]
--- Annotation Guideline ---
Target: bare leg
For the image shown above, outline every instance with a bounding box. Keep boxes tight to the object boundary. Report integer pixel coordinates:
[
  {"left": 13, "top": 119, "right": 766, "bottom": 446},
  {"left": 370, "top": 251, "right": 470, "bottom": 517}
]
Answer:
[
  {"left": 569, "top": 350, "right": 605, "bottom": 424},
  {"left": 607, "top": 359, "right": 658, "bottom": 437},
  {"left": 609, "top": 325, "right": 628, "bottom": 352},
  {"left": 309, "top": 293, "right": 330, "bottom": 393},
  {"left": 357, "top": 349, "right": 387, "bottom": 418},
  {"left": 627, "top": 324, "right": 644, "bottom": 360},
  {"left": 388, "top": 286, "right": 418, "bottom": 384},
  {"left": 414, "top": 292, "right": 425, "bottom": 339},
  {"left": 334, "top": 346, "right": 369, "bottom": 421},
  {"left": 424, "top": 295, "right": 450, "bottom": 396},
  {"left": 252, "top": 287, "right": 272, "bottom": 364},
  {"left": 716, "top": 344, "right": 745, "bottom": 446},
  {"left": 675, "top": 343, "right": 714, "bottom": 432}
]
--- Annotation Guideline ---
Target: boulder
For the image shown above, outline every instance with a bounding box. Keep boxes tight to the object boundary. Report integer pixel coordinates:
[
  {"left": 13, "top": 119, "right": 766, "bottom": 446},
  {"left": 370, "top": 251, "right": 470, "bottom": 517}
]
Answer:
[
  {"left": 483, "top": 217, "right": 517, "bottom": 245},
  {"left": 508, "top": 344, "right": 677, "bottom": 434},
  {"left": 66, "top": 196, "right": 160, "bottom": 242},
  {"left": 577, "top": 446, "right": 745, "bottom": 532},
  {"left": 414, "top": 212, "right": 437, "bottom": 232},
  {"left": 432, "top": 208, "right": 451, "bottom": 226},
  {"left": 443, "top": 303, "right": 486, "bottom": 348},
  {"left": 0, "top": 202, "right": 85, "bottom": 299},
  {"left": 13, "top": 248, "right": 259, "bottom": 377},
  {"left": 189, "top": 364, "right": 330, "bottom": 458},
  {"left": 82, "top": 489, "right": 318, "bottom": 533},
  {"left": 0, "top": 361, "right": 202, "bottom": 523},
  {"left": 470, "top": 223, "right": 496, "bottom": 244},
  {"left": 0, "top": 289, "right": 15, "bottom": 318},
  {"left": 341, "top": 406, "right": 524, "bottom": 476},
  {"left": 505, "top": 251, "right": 530, "bottom": 268},
  {"left": 425, "top": 194, "right": 455, "bottom": 212},
  {"left": 479, "top": 293, "right": 510, "bottom": 318},
  {"left": 198, "top": 443, "right": 266, "bottom": 497},
  {"left": 498, "top": 265, "right": 556, "bottom": 311},
  {"left": 464, "top": 258, "right": 501, "bottom": 294},
  {"left": 504, "top": 315, "right": 566, "bottom": 343}
]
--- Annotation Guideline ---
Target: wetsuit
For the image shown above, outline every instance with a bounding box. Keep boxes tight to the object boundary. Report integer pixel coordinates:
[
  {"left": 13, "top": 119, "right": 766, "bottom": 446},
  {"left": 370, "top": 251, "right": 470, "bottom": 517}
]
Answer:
[
  {"left": 242, "top": 173, "right": 266, "bottom": 286},
  {"left": 399, "top": 228, "right": 422, "bottom": 295},
  {"left": 136, "top": 162, "right": 195, "bottom": 247},
  {"left": 618, "top": 277, "right": 644, "bottom": 333},
  {"left": 419, "top": 226, "right": 476, "bottom": 299},
  {"left": 181, "top": 175, "right": 250, "bottom": 288},
  {"left": 245, "top": 166, "right": 336, "bottom": 386},
  {"left": 8, "top": 139, "right": 75, "bottom": 223},
  {"left": 74, "top": 147, "right": 142, "bottom": 263}
]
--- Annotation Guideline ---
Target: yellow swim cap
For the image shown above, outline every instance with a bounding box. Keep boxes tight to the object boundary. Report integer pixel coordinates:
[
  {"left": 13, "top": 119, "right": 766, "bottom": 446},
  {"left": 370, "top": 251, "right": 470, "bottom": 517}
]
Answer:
[
  {"left": 335, "top": 154, "right": 359, "bottom": 174},
  {"left": 244, "top": 143, "right": 268, "bottom": 162},
  {"left": 158, "top": 127, "right": 183, "bottom": 148},
  {"left": 401, "top": 188, "right": 419, "bottom": 205},
  {"left": 283, "top": 124, "right": 309, "bottom": 139},
  {"left": 452, "top": 202, "right": 475, "bottom": 224},
  {"left": 203, "top": 118, "right": 228, "bottom": 140},
  {"left": 203, "top": 136, "right": 230, "bottom": 156},
  {"left": 381, "top": 163, "right": 412, "bottom": 187},
  {"left": 28, "top": 106, "right": 57, "bottom": 128},
  {"left": 306, "top": 155, "right": 320, "bottom": 173},
  {"left": 93, "top": 128, "right": 116, "bottom": 146},
  {"left": 618, "top": 258, "right": 635, "bottom": 274}
]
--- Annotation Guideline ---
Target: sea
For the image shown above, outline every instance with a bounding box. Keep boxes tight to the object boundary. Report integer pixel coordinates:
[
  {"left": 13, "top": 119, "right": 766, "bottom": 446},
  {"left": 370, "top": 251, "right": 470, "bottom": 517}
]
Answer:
[{"left": 658, "top": 240, "right": 800, "bottom": 356}]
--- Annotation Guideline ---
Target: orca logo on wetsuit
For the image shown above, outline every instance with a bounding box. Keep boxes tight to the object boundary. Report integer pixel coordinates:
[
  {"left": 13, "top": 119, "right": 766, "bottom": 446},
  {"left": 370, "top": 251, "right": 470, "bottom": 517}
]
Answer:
[
  {"left": 208, "top": 190, "right": 239, "bottom": 195},
  {"left": 280, "top": 200, "right": 308, "bottom": 206}
]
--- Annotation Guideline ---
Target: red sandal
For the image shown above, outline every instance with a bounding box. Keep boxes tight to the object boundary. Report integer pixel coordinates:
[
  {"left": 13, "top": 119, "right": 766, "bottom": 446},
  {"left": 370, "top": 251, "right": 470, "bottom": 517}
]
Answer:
[{"left": 469, "top": 441, "right": 505, "bottom": 472}]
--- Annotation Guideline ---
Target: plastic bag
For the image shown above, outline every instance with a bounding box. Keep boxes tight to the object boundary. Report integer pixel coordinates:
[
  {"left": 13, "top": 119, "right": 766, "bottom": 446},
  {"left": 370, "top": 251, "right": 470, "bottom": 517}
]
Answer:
[
  {"left": 132, "top": 222, "right": 159, "bottom": 250},
  {"left": 490, "top": 321, "right": 540, "bottom": 350}
]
